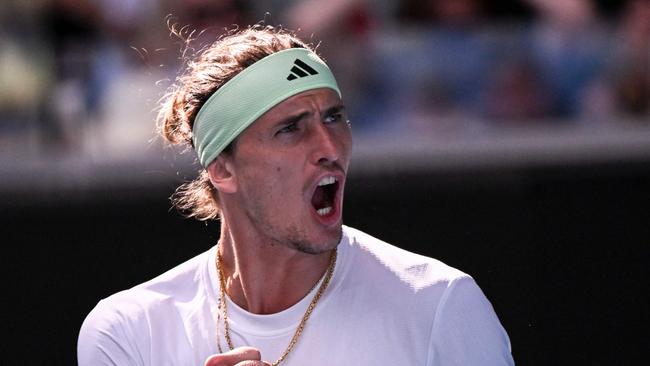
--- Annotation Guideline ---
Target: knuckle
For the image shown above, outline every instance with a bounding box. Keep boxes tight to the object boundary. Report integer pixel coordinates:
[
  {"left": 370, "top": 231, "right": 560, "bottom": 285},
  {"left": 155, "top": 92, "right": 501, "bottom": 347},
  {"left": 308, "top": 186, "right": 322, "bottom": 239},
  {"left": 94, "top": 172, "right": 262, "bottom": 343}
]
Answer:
[{"left": 238, "top": 346, "right": 261, "bottom": 360}]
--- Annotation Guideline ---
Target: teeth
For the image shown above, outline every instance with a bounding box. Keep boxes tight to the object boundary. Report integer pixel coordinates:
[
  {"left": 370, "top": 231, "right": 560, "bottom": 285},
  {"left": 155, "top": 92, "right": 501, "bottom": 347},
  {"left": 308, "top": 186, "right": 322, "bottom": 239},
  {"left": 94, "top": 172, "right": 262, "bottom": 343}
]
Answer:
[
  {"left": 317, "top": 207, "right": 333, "bottom": 216},
  {"left": 317, "top": 176, "right": 336, "bottom": 186}
]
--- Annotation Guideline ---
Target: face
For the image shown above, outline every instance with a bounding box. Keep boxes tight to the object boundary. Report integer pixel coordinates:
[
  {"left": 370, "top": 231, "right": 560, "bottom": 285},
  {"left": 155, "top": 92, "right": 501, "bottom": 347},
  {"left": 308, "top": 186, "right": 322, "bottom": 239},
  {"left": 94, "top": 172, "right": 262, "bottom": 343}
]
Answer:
[{"left": 217, "top": 88, "right": 352, "bottom": 254}]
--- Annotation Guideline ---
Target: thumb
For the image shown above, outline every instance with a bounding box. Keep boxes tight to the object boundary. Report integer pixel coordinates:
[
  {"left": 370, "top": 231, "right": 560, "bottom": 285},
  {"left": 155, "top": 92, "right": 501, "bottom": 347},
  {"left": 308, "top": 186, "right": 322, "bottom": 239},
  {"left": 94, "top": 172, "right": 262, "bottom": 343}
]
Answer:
[{"left": 204, "top": 346, "right": 261, "bottom": 366}]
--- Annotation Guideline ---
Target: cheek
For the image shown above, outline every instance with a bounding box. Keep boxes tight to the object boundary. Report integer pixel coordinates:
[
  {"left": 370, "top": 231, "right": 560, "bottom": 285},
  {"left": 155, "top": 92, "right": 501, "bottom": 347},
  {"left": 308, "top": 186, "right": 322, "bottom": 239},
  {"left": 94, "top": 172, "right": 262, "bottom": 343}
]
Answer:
[
  {"left": 268, "top": 163, "right": 303, "bottom": 194},
  {"left": 338, "top": 130, "right": 353, "bottom": 160}
]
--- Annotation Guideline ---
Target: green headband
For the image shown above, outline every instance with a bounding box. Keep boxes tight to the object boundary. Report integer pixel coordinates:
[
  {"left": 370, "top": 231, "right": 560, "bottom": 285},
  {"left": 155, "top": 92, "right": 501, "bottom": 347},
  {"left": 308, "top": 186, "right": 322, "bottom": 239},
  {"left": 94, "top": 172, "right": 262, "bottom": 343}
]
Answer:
[{"left": 192, "top": 48, "right": 341, "bottom": 167}]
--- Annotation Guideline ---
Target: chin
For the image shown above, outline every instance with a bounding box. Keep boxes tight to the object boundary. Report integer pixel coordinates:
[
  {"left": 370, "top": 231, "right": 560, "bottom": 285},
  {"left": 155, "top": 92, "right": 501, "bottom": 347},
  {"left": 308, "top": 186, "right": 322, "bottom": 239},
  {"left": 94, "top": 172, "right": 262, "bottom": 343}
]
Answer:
[{"left": 290, "top": 225, "right": 342, "bottom": 255}]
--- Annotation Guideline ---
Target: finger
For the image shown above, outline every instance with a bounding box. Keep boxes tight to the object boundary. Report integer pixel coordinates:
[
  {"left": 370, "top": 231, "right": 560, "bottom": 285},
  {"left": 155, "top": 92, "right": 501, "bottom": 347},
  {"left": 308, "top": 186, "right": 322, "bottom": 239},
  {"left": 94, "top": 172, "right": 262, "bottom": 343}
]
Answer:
[{"left": 204, "top": 347, "right": 261, "bottom": 366}]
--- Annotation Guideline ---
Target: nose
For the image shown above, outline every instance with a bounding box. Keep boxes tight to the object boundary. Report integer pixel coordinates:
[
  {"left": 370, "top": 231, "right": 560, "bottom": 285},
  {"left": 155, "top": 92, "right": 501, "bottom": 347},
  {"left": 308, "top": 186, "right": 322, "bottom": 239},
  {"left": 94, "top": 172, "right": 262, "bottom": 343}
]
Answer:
[{"left": 309, "top": 121, "right": 340, "bottom": 165}]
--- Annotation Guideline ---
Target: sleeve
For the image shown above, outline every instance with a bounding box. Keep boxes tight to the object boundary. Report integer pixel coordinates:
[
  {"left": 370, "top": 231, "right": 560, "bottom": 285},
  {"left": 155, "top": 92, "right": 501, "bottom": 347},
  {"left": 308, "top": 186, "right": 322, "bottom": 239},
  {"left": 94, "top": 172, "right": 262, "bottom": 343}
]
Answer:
[
  {"left": 77, "top": 299, "right": 148, "bottom": 366},
  {"left": 426, "top": 275, "right": 514, "bottom": 366}
]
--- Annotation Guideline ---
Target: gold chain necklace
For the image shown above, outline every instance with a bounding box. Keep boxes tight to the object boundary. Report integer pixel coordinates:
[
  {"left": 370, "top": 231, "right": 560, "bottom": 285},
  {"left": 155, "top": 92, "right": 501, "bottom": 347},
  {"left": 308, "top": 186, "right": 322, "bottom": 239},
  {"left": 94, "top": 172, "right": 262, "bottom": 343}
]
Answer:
[{"left": 215, "top": 249, "right": 337, "bottom": 366}]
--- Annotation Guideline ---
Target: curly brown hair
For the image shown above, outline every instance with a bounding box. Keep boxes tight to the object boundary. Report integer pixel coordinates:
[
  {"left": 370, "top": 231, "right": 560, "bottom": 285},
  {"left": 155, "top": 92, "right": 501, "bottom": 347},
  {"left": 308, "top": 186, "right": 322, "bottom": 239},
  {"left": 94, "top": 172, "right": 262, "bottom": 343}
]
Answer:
[{"left": 157, "top": 25, "right": 315, "bottom": 220}]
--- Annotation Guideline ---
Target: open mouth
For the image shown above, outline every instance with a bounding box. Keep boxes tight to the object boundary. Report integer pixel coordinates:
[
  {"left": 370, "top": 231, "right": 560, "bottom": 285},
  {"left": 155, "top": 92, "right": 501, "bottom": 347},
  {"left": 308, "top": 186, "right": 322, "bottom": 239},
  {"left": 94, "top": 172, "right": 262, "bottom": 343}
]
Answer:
[{"left": 311, "top": 176, "right": 339, "bottom": 216}]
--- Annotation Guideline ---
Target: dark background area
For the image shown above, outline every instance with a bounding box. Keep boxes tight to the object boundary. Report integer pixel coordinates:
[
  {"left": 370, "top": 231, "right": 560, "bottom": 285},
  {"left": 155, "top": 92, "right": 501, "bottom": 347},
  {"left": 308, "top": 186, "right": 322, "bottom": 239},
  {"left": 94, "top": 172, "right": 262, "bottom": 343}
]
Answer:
[{"left": 2, "top": 158, "right": 648, "bottom": 365}]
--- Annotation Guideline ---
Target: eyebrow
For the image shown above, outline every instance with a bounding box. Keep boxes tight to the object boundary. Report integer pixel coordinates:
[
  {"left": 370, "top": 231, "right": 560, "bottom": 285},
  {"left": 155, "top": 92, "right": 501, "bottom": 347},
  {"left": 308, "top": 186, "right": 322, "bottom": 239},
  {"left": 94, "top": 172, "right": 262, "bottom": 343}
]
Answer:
[
  {"left": 275, "top": 104, "right": 346, "bottom": 127},
  {"left": 321, "top": 104, "right": 346, "bottom": 119},
  {"left": 276, "top": 111, "right": 311, "bottom": 128}
]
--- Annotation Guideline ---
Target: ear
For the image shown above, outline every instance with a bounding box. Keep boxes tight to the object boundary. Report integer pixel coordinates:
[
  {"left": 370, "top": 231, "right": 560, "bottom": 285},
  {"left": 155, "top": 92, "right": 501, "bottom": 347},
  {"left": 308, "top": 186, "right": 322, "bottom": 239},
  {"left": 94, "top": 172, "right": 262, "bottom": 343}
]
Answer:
[{"left": 206, "top": 155, "right": 237, "bottom": 194}]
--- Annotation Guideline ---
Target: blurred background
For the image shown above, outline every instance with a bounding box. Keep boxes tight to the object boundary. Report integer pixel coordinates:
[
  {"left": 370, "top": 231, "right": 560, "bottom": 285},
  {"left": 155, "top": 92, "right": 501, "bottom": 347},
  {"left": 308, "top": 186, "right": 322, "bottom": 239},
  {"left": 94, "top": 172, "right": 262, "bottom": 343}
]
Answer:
[{"left": 1, "top": 0, "right": 648, "bottom": 364}]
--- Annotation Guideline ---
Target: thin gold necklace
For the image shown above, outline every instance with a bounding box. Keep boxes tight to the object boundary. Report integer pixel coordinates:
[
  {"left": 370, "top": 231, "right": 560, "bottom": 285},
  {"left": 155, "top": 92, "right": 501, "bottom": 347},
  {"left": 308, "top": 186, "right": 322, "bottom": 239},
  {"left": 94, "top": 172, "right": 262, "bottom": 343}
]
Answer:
[{"left": 215, "top": 248, "right": 337, "bottom": 366}]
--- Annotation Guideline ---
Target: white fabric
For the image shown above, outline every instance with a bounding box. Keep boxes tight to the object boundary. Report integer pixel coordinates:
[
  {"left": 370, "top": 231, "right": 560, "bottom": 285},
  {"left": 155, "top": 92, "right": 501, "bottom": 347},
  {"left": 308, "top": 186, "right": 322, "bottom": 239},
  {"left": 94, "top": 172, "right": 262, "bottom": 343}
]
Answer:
[{"left": 78, "top": 226, "right": 514, "bottom": 365}]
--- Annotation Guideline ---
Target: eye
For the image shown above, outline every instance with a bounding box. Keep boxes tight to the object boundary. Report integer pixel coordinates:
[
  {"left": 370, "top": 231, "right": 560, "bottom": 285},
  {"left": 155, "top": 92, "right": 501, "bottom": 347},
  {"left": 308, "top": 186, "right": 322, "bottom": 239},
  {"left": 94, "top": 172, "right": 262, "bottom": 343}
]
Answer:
[
  {"left": 324, "top": 112, "right": 344, "bottom": 124},
  {"left": 276, "top": 122, "right": 299, "bottom": 135}
]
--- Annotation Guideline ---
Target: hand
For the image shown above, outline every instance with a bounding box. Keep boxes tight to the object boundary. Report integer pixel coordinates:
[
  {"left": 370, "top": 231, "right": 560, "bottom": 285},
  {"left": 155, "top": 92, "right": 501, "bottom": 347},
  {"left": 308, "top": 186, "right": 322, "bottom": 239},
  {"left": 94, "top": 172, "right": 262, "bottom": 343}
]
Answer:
[{"left": 204, "top": 347, "right": 271, "bottom": 366}]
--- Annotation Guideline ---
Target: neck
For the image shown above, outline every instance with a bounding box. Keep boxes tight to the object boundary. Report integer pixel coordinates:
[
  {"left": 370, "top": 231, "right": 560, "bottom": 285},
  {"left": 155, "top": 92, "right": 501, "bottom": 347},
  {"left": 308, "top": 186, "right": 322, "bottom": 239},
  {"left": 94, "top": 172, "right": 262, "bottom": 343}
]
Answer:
[{"left": 217, "top": 219, "right": 334, "bottom": 314}]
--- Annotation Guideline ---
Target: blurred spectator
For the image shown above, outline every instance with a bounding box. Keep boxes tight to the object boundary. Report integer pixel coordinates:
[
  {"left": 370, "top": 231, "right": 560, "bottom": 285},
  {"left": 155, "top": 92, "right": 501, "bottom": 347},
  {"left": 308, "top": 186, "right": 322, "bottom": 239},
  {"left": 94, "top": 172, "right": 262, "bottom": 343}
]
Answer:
[
  {"left": 524, "top": 0, "right": 613, "bottom": 120},
  {"left": 482, "top": 56, "right": 552, "bottom": 124},
  {"left": 362, "top": 0, "right": 498, "bottom": 135},
  {"left": 611, "top": 0, "right": 650, "bottom": 119},
  {"left": 42, "top": 0, "right": 103, "bottom": 151},
  {"left": 0, "top": 1, "right": 52, "bottom": 155}
]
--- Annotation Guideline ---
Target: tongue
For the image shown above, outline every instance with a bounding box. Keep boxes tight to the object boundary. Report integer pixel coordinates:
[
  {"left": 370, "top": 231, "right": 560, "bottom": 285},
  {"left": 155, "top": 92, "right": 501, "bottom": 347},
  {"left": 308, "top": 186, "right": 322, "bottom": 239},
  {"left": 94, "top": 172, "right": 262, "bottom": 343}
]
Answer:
[{"left": 312, "top": 186, "right": 328, "bottom": 209}]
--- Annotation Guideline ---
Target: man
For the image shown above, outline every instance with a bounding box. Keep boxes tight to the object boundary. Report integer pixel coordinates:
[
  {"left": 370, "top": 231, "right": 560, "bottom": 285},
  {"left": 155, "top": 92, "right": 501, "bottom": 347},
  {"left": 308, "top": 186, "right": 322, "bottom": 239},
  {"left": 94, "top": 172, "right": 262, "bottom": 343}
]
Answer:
[{"left": 78, "top": 26, "right": 514, "bottom": 366}]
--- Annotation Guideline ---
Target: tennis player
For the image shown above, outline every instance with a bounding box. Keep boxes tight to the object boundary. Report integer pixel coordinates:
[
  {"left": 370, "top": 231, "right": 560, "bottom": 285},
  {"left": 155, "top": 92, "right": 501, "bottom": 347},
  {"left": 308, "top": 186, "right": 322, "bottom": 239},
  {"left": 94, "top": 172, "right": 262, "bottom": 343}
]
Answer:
[{"left": 78, "top": 26, "right": 514, "bottom": 366}]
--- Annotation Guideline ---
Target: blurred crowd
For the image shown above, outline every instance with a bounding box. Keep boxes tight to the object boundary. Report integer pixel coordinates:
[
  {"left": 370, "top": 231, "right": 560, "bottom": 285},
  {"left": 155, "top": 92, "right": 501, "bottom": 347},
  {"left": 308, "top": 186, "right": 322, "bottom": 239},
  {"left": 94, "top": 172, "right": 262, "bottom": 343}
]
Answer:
[{"left": 0, "top": 0, "right": 648, "bottom": 160}]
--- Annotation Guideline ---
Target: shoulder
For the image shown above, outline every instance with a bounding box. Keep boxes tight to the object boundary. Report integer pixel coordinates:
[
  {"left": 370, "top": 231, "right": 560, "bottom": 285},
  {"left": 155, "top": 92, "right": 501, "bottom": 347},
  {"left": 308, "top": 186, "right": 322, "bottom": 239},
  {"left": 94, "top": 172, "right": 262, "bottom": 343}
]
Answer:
[
  {"left": 340, "top": 227, "right": 513, "bottom": 365},
  {"left": 77, "top": 248, "right": 214, "bottom": 365},
  {"left": 339, "top": 225, "right": 471, "bottom": 322},
  {"left": 107, "top": 247, "right": 213, "bottom": 313},
  {"left": 342, "top": 225, "right": 468, "bottom": 289},
  {"left": 77, "top": 290, "right": 153, "bottom": 365}
]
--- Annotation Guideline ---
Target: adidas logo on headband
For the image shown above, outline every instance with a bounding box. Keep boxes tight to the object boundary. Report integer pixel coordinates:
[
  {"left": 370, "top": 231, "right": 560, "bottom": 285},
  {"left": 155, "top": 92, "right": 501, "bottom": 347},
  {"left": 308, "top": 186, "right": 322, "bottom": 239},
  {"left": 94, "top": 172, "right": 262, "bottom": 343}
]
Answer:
[{"left": 286, "top": 58, "right": 319, "bottom": 81}]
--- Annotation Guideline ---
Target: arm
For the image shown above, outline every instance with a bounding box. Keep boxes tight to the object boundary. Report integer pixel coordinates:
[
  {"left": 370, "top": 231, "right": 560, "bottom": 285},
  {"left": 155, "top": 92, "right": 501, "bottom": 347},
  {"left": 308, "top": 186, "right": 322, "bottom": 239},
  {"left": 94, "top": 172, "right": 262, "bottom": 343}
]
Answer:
[{"left": 427, "top": 276, "right": 515, "bottom": 366}]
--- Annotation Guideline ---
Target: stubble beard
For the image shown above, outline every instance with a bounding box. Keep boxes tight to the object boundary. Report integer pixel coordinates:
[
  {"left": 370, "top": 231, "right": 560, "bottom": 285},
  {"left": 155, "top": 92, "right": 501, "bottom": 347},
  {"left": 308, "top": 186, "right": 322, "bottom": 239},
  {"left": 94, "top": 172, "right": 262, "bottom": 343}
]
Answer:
[
  {"left": 261, "top": 221, "right": 343, "bottom": 255},
  {"left": 246, "top": 206, "right": 343, "bottom": 255},
  {"left": 286, "top": 225, "right": 343, "bottom": 255}
]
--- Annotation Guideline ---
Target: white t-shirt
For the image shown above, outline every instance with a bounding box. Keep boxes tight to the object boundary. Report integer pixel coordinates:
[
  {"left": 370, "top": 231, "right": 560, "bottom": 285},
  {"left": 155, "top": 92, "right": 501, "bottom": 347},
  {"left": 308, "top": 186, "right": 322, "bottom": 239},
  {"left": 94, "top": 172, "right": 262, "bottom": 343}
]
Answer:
[{"left": 78, "top": 226, "right": 514, "bottom": 365}]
